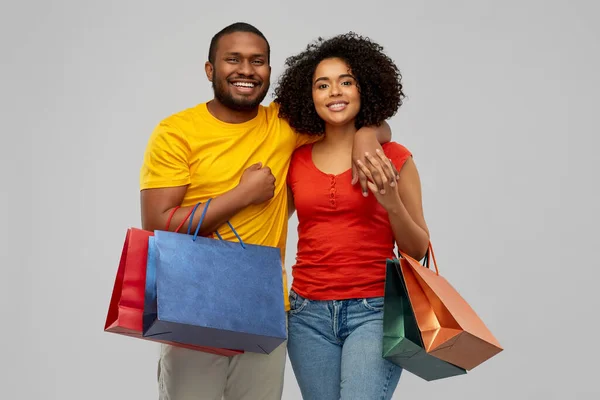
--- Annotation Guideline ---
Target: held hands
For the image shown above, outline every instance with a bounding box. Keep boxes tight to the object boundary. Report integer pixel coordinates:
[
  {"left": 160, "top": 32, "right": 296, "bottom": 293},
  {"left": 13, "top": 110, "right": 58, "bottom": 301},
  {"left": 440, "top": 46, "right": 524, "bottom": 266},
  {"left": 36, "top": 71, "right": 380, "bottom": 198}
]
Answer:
[
  {"left": 351, "top": 138, "right": 399, "bottom": 196},
  {"left": 237, "top": 162, "right": 276, "bottom": 205},
  {"left": 355, "top": 149, "right": 401, "bottom": 211}
]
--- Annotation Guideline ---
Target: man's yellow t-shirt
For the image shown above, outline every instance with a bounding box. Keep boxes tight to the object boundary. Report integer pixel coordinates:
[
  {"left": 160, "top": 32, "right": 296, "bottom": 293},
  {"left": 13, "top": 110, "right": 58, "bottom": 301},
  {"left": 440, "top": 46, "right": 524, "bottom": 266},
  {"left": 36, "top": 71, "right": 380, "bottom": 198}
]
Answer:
[{"left": 140, "top": 101, "right": 315, "bottom": 311}]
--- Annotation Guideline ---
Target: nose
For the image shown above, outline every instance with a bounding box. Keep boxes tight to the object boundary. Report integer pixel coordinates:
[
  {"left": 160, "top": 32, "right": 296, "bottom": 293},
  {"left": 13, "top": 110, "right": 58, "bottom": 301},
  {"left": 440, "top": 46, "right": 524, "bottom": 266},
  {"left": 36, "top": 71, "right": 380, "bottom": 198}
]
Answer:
[
  {"left": 236, "top": 59, "right": 254, "bottom": 77},
  {"left": 329, "top": 83, "right": 341, "bottom": 97}
]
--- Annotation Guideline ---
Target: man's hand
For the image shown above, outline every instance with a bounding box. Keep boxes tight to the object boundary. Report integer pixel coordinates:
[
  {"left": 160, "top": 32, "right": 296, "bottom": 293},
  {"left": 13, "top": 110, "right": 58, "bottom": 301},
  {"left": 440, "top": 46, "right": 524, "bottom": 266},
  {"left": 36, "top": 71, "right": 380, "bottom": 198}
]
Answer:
[
  {"left": 351, "top": 129, "right": 398, "bottom": 196},
  {"left": 237, "top": 162, "right": 276, "bottom": 205},
  {"left": 355, "top": 150, "right": 401, "bottom": 210}
]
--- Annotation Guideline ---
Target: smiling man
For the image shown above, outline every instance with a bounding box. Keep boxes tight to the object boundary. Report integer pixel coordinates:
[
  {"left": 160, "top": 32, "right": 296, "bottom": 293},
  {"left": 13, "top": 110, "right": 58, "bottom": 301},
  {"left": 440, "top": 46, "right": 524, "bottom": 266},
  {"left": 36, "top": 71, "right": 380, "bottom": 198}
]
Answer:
[{"left": 139, "top": 22, "right": 393, "bottom": 400}]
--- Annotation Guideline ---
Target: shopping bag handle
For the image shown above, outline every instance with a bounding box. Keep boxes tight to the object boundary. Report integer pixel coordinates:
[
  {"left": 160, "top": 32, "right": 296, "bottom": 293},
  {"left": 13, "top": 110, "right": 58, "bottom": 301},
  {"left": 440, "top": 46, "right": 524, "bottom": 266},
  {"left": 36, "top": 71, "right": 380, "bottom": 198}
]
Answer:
[
  {"left": 165, "top": 205, "right": 196, "bottom": 233},
  {"left": 399, "top": 242, "right": 439, "bottom": 275},
  {"left": 422, "top": 243, "right": 439, "bottom": 275},
  {"left": 187, "top": 198, "right": 247, "bottom": 249}
]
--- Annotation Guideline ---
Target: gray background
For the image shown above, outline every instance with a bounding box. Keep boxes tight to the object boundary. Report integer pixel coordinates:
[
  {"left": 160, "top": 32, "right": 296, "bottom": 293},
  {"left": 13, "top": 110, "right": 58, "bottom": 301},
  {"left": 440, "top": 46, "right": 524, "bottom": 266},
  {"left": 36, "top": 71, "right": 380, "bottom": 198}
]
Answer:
[{"left": 2, "top": 0, "right": 599, "bottom": 399}]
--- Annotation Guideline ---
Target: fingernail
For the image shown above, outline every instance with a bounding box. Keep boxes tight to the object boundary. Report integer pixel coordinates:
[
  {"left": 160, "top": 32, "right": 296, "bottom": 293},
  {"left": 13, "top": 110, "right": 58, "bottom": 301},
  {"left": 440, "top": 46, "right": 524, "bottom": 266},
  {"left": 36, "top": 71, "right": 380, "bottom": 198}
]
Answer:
[
  {"left": 390, "top": 181, "right": 396, "bottom": 187},
  {"left": 365, "top": 152, "right": 370, "bottom": 156},
  {"left": 376, "top": 149, "right": 381, "bottom": 153},
  {"left": 380, "top": 189, "right": 386, "bottom": 194},
  {"left": 363, "top": 191, "right": 368, "bottom": 197}
]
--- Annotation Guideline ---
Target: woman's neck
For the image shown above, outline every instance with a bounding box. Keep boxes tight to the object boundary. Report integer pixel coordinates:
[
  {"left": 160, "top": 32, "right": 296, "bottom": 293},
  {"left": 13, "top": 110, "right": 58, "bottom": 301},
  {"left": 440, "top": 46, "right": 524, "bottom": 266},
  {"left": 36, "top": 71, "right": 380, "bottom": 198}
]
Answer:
[{"left": 319, "top": 123, "right": 357, "bottom": 150}]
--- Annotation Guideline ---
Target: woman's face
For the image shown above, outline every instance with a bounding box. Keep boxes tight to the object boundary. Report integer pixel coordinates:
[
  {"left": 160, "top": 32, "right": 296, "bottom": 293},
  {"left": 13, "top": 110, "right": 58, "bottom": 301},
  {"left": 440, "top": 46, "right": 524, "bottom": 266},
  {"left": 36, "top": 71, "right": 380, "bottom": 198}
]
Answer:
[{"left": 311, "top": 57, "right": 361, "bottom": 128}]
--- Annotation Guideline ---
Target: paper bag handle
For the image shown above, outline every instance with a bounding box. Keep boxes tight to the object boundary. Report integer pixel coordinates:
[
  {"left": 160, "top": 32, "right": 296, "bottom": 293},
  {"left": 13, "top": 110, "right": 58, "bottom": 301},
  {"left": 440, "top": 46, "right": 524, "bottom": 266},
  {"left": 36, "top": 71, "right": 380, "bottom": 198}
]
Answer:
[
  {"left": 422, "top": 243, "right": 439, "bottom": 275},
  {"left": 164, "top": 206, "right": 196, "bottom": 233},
  {"left": 188, "top": 198, "right": 246, "bottom": 249},
  {"left": 399, "top": 242, "right": 439, "bottom": 275}
]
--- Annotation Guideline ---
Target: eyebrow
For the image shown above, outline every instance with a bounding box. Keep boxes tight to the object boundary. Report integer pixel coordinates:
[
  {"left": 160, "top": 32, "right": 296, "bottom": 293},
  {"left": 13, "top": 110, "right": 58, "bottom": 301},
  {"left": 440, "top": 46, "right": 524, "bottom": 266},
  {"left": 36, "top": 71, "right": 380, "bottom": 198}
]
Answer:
[
  {"left": 314, "top": 74, "right": 355, "bottom": 84},
  {"left": 223, "top": 52, "right": 266, "bottom": 58}
]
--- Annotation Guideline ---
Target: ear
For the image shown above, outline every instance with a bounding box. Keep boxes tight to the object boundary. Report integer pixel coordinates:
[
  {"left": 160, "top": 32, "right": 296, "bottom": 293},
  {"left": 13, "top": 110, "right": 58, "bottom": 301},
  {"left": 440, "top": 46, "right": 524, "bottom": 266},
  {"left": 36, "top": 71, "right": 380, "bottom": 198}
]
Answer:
[{"left": 205, "top": 62, "right": 214, "bottom": 82}]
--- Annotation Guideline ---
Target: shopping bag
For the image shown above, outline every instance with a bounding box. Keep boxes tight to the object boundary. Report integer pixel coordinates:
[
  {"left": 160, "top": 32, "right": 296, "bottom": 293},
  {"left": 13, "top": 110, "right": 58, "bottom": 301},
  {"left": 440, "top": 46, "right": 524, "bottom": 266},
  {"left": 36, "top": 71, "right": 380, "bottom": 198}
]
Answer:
[
  {"left": 143, "top": 199, "right": 287, "bottom": 354},
  {"left": 104, "top": 206, "right": 243, "bottom": 356},
  {"left": 383, "top": 258, "right": 467, "bottom": 381},
  {"left": 399, "top": 244, "right": 503, "bottom": 370}
]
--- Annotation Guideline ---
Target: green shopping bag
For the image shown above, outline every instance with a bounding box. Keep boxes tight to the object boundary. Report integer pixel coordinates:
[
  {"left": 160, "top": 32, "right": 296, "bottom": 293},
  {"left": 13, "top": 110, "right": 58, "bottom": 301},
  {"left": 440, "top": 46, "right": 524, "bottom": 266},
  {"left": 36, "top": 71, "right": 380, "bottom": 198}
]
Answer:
[{"left": 382, "top": 258, "right": 467, "bottom": 381}]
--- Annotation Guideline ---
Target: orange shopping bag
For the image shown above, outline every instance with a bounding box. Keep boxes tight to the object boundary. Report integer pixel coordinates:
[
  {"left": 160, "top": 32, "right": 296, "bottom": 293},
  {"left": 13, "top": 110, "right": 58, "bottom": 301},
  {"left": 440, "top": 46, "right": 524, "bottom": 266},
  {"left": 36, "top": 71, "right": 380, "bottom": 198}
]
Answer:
[{"left": 398, "top": 244, "right": 503, "bottom": 370}]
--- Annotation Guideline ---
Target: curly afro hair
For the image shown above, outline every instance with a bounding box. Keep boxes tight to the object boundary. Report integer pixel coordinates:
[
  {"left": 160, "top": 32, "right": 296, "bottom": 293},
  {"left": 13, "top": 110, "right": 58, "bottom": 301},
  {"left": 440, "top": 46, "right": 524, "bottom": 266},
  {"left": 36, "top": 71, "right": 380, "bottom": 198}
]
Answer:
[{"left": 274, "top": 32, "right": 404, "bottom": 135}]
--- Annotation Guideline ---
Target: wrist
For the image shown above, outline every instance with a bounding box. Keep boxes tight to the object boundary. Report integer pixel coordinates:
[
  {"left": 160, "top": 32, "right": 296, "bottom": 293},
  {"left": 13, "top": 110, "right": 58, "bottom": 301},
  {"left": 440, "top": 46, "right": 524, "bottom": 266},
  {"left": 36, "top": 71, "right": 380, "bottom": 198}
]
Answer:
[
  {"left": 354, "top": 126, "right": 376, "bottom": 138},
  {"left": 384, "top": 195, "right": 404, "bottom": 214},
  {"left": 232, "top": 184, "right": 253, "bottom": 208}
]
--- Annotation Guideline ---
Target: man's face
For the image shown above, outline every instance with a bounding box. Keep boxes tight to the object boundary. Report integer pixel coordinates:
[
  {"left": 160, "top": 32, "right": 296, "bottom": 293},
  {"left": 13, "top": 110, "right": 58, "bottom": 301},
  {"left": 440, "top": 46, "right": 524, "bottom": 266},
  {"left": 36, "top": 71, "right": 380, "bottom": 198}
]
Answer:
[{"left": 207, "top": 32, "right": 271, "bottom": 111}]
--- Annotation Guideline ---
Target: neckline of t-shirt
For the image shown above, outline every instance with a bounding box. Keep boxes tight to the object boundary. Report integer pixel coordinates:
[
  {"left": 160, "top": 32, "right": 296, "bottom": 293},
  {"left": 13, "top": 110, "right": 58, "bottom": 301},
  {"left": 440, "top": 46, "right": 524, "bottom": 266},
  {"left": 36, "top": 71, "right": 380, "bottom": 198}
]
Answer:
[
  {"left": 308, "top": 143, "right": 353, "bottom": 178},
  {"left": 198, "top": 102, "right": 262, "bottom": 130}
]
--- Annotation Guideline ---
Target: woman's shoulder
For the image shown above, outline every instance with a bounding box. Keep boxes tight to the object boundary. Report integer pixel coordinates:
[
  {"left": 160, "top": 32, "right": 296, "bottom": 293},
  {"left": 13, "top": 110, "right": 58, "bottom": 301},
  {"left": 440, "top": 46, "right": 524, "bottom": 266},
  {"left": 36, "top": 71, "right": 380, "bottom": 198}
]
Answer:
[
  {"left": 382, "top": 141, "right": 412, "bottom": 161},
  {"left": 291, "top": 143, "right": 314, "bottom": 161},
  {"left": 289, "top": 143, "right": 315, "bottom": 175}
]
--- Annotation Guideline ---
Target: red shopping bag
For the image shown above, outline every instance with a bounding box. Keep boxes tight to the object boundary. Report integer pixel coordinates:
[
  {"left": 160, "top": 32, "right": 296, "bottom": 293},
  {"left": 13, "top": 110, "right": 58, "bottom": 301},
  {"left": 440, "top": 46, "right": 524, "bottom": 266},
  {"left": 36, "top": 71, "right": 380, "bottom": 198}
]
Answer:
[{"left": 104, "top": 207, "right": 243, "bottom": 356}]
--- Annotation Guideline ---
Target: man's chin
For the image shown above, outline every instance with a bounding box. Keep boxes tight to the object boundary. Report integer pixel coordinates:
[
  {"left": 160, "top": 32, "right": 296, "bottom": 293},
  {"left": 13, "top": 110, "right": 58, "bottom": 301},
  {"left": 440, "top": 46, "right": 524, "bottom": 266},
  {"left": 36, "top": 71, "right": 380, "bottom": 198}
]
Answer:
[{"left": 225, "top": 94, "right": 267, "bottom": 110}]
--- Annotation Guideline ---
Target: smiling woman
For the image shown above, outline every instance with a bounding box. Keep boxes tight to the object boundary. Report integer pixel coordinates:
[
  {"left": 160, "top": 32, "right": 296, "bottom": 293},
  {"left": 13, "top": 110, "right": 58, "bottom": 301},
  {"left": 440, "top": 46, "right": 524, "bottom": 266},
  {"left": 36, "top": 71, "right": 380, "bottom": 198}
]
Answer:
[
  {"left": 274, "top": 32, "right": 430, "bottom": 400},
  {"left": 275, "top": 32, "right": 403, "bottom": 135},
  {"left": 311, "top": 58, "right": 361, "bottom": 127}
]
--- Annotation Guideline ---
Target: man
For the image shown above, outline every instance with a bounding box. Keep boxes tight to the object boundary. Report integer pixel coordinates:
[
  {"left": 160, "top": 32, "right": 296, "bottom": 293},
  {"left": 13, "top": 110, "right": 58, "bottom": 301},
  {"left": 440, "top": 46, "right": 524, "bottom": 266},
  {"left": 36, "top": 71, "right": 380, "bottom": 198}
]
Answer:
[{"left": 140, "top": 22, "right": 394, "bottom": 400}]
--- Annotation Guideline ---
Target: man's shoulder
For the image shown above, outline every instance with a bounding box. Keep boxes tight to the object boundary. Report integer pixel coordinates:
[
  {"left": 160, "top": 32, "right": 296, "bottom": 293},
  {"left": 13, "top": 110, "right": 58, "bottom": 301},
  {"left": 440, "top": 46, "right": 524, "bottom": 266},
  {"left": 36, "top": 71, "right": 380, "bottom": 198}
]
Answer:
[
  {"left": 262, "top": 101, "right": 294, "bottom": 132},
  {"left": 158, "top": 103, "right": 206, "bottom": 130}
]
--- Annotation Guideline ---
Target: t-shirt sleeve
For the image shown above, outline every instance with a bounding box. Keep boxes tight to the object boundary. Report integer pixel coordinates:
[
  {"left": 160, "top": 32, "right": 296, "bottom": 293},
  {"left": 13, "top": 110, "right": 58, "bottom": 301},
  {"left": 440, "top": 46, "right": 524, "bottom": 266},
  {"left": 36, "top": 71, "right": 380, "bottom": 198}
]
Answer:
[
  {"left": 383, "top": 142, "right": 413, "bottom": 172},
  {"left": 295, "top": 132, "right": 322, "bottom": 149},
  {"left": 266, "top": 101, "right": 322, "bottom": 149},
  {"left": 139, "top": 120, "right": 191, "bottom": 190}
]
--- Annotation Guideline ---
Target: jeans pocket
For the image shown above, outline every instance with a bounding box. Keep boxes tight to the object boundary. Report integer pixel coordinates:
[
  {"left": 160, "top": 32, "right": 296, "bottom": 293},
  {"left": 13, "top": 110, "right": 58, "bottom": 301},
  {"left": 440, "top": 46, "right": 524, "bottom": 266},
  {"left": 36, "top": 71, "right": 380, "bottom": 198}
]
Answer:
[
  {"left": 289, "top": 289, "right": 310, "bottom": 315},
  {"left": 361, "top": 296, "right": 385, "bottom": 312}
]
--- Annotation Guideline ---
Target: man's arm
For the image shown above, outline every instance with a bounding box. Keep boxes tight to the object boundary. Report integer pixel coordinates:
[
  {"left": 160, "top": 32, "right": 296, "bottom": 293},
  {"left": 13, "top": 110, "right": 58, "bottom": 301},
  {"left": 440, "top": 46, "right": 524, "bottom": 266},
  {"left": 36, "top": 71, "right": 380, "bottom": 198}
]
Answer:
[
  {"left": 140, "top": 117, "right": 277, "bottom": 235},
  {"left": 370, "top": 121, "right": 392, "bottom": 144},
  {"left": 141, "top": 185, "right": 251, "bottom": 235}
]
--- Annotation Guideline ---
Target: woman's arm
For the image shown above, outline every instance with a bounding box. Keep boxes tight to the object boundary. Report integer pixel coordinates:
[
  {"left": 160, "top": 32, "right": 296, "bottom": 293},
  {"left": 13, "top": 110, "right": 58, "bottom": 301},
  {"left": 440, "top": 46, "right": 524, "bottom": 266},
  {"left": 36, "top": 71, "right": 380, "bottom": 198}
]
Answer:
[
  {"left": 355, "top": 150, "right": 430, "bottom": 260},
  {"left": 386, "top": 157, "right": 430, "bottom": 260}
]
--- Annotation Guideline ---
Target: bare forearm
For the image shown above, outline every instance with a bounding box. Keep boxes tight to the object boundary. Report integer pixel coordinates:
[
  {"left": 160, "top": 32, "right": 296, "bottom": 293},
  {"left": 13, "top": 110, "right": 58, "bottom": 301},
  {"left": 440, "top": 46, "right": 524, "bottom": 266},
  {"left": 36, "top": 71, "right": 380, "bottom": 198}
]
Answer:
[
  {"left": 142, "top": 186, "right": 250, "bottom": 235},
  {"left": 387, "top": 201, "right": 429, "bottom": 260},
  {"left": 357, "top": 121, "right": 391, "bottom": 144}
]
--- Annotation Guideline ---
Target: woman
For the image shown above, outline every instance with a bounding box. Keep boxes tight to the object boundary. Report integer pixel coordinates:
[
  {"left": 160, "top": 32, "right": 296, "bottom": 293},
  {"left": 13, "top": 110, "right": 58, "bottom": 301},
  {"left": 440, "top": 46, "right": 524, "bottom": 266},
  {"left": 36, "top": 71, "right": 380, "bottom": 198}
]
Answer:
[{"left": 274, "top": 33, "right": 431, "bottom": 399}]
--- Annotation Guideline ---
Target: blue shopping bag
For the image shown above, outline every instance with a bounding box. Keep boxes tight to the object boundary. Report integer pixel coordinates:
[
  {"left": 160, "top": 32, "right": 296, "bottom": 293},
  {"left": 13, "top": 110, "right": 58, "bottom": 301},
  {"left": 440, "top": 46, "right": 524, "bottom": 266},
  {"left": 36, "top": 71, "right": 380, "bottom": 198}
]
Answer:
[{"left": 142, "top": 199, "right": 287, "bottom": 354}]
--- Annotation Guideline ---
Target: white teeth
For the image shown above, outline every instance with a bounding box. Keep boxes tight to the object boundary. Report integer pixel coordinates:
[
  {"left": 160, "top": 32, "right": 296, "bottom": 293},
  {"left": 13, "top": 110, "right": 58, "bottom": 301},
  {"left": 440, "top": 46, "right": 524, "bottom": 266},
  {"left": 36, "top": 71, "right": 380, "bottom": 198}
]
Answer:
[
  {"left": 329, "top": 103, "right": 346, "bottom": 109},
  {"left": 232, "top": 82, "right": 255, "bottom": 88}
]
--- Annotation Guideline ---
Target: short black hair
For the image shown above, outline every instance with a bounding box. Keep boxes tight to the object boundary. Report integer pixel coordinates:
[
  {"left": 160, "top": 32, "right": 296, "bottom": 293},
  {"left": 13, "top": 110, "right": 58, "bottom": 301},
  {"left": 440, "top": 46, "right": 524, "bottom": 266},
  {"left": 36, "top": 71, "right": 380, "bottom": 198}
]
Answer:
[
  {"left": 208, "top": 22, "right": 270, "bottom": 64},
  {"left": 274, "top": 32, "right": 404, "bottom": 135}
]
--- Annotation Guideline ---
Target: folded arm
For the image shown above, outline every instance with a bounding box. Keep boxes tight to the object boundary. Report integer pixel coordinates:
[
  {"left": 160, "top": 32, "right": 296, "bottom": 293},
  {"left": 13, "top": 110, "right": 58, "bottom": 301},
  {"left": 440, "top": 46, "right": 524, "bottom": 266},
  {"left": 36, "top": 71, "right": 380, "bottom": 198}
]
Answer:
[{"left": 141, "top": 185, "right": 251, "bottom": 235}]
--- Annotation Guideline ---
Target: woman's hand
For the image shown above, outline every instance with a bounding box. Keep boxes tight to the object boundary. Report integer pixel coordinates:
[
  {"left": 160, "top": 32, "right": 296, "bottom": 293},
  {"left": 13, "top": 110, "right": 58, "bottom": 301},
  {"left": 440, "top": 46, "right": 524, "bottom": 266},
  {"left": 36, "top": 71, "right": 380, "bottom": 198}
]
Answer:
[{"left": 354, "top": 149, "right": 401, "bottom": 212}]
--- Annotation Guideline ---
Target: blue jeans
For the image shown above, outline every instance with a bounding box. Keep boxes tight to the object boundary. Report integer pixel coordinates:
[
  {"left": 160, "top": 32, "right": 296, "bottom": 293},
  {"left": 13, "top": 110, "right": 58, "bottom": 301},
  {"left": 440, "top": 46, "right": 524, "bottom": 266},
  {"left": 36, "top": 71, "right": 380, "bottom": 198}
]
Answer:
[{"left": 287, "top": 289, "right": 402, "bottom": 400}]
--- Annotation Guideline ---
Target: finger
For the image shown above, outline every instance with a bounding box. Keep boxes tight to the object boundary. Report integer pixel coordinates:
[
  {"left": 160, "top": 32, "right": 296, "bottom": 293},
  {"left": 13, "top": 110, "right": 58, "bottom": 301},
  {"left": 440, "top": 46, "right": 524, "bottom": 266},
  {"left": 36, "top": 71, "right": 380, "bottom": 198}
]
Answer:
[
  {"left": 351, "top": 164, "right": 358, "bottom": 185},
  {"left": 365, "top": 152, "right": 386, "bottom": 194},
  {"left": 389, "top": 158, "right": 400, "bottom": 180},
  {"left": 355, "top": 160, "right": 372, "bottom": 197},
  {"left": 249, "top": 162, "right": 262, "bottom": 170},
  {"left": 375, "top": 149, "right": 396, "bottom": 187},
  {"left": 366, "top": 180, "right": 379, "bottom": 194}
]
